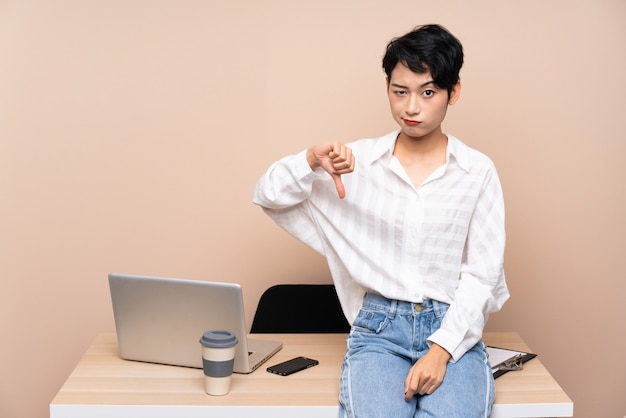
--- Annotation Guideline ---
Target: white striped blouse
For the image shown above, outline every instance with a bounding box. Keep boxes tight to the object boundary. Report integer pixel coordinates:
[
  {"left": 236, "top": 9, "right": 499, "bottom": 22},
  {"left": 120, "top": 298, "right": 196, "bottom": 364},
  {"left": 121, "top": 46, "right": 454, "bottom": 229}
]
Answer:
[{"left": 253, "top": 130, "right": 509, "bottom": 361}]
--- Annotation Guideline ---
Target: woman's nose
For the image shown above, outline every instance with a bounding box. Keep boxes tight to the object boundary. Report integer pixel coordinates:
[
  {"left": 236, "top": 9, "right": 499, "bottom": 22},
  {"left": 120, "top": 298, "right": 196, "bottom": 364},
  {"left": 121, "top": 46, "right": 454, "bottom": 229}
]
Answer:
[{"left": 406, "top": 94, "right": 420, "bottom": 115}]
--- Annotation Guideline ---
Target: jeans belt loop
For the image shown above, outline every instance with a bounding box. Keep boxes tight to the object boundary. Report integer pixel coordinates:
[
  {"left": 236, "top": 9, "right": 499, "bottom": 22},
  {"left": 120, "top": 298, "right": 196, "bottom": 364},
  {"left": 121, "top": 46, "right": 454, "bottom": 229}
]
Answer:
[
  {"left": 389, "top": 298, "right": 397, "bottom": 320},
  {"left": 431, "top": 299, "right": 443, "bottom": 318}
]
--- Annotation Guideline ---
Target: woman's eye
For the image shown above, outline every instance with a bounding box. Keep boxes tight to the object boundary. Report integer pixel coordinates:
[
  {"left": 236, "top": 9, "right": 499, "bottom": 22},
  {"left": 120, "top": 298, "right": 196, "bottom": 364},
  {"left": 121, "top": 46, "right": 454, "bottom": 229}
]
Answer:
[{"left": 423, "top": 89, "right": 435, "bottom": 97}]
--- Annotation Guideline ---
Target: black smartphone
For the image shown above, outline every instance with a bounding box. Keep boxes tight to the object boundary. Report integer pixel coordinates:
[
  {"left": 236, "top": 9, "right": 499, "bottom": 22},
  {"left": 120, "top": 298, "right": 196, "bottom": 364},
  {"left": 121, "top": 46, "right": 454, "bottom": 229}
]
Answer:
[{"left": 266, "top": 356, "right": 319, "bottom": 376}]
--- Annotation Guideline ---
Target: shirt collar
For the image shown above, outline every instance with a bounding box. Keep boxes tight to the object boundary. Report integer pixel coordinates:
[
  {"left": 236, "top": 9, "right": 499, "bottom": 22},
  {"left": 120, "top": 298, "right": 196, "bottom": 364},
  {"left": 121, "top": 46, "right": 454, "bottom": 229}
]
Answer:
[
  {"left": 369, "top": 130, "right": 471, "bottom": 174},
  {"left": 368, "top": 130, "right": 400, "bottom": 164},
  {"left": 445, "top": 134, "right": 471, "bottom": 173}
]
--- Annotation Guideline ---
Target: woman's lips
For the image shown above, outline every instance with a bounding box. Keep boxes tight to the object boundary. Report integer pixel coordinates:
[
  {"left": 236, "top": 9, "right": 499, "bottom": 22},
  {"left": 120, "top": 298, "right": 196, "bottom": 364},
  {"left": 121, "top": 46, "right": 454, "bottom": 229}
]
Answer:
[{"left": 403, "top": 119, "right": 421, "bottom": 126}]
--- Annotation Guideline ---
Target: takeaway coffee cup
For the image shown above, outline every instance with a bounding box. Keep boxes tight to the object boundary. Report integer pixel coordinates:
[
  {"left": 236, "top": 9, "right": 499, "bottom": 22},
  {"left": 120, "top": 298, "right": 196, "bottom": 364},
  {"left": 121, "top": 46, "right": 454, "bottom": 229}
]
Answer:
[{"left": 199, "top": 330, "right": 238, "bottom": 395}]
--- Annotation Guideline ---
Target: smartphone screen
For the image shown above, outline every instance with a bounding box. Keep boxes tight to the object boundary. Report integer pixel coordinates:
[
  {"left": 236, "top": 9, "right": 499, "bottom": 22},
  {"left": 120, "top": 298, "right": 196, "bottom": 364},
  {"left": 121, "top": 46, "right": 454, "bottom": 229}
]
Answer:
[{"left": 266, "top": 356, "right": 319, "bottom": 376}]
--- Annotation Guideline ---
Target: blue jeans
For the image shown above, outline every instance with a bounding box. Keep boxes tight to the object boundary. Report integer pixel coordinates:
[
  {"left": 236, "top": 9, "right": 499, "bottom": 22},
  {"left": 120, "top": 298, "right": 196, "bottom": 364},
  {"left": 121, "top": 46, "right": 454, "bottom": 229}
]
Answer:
[{"left": 339, "top": 293, "right": 494, "bottom": 418}]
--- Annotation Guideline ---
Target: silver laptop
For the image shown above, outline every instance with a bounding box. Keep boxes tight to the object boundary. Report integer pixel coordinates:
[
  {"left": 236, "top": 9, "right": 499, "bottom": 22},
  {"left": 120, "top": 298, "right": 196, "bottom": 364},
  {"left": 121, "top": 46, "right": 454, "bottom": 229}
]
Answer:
[{"left": 108, "top": 273, "right": 282, "bottom": 373}]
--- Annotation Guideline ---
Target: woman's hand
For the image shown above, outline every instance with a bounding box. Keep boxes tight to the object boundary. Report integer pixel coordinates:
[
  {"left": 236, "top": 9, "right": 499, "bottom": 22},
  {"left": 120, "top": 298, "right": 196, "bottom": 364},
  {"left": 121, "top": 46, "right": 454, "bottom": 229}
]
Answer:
[{"left": 306, "top": 141, "right": 354, "bottom": 198}]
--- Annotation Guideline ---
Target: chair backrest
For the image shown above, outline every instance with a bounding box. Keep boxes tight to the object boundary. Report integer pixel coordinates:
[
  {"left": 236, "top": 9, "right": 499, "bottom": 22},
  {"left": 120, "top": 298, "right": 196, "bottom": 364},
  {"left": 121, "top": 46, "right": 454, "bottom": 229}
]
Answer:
[{"left": 250, "top": 284, "right": 351, "bottom": 333}]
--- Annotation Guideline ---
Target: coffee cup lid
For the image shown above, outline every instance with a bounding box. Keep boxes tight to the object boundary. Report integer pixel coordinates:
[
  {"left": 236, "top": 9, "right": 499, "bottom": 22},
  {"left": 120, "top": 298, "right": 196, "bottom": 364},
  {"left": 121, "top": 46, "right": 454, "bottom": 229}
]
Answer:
[{"left": 199, "top": 330, "right": 238, "bottom": 348}]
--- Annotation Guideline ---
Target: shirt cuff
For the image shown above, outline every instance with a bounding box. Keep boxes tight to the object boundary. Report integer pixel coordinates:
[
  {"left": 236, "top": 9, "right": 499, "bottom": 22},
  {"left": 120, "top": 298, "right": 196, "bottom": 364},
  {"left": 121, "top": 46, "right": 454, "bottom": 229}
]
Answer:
[
  {"left": 294, "top": 149, "right": 324, "bottom": 180},
  {"left": 427, "top": 328, "right": 472, "bottom": 363}
]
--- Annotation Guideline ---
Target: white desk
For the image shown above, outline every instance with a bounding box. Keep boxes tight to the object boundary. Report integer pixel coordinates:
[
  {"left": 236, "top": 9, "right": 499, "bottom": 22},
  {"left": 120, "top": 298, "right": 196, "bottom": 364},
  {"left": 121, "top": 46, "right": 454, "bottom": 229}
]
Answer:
[{"left": 50, "top": 332, "right": 572, "bottom": 418}]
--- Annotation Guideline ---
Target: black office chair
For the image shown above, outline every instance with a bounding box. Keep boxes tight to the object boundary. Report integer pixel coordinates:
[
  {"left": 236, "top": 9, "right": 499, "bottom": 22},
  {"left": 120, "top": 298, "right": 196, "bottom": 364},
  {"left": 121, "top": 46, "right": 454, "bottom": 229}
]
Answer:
[{"left": 250, "top": 284, "right": 351, "bottom": 333}]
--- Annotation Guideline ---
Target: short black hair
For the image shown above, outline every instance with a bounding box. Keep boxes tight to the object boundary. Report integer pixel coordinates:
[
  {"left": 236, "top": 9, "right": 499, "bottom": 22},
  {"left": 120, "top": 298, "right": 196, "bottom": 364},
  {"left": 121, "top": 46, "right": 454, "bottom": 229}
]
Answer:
[{"left": 382, "top": 24, "right": 464, "bottom": 95}]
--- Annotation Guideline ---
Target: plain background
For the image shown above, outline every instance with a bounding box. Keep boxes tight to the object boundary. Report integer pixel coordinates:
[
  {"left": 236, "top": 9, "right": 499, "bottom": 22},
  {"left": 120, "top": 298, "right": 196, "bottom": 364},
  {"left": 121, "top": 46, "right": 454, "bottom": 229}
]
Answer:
[{"left": 1, "top": 1, "right": 624, "bottom": 417}]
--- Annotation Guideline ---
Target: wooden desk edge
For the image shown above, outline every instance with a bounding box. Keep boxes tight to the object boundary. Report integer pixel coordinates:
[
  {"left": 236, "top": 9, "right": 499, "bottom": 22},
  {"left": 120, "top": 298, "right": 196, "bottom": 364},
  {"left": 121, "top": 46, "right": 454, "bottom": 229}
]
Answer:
[{"left": 51, "top": 332, "right": 573, "bottom": 418}]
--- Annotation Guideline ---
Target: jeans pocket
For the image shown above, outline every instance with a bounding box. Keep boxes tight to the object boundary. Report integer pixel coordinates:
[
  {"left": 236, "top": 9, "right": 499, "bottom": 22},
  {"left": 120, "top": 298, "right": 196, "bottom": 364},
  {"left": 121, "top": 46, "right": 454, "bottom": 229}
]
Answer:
[{"left": 351, "top": 309, "right": 389, "bottom": 334}]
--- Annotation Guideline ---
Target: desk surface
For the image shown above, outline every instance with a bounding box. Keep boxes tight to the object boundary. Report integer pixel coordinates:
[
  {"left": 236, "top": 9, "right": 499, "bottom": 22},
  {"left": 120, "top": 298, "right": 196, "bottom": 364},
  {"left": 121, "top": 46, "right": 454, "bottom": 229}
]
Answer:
[{"left": 50, "top": 332, "right": 572, "bottom": 418}]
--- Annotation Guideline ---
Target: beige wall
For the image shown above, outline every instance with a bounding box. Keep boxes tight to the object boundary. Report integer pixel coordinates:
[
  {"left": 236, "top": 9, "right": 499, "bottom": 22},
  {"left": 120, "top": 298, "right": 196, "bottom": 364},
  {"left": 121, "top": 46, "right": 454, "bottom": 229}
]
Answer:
[{"left": 1, "top": 1, "right": 624, "bottom": 417}]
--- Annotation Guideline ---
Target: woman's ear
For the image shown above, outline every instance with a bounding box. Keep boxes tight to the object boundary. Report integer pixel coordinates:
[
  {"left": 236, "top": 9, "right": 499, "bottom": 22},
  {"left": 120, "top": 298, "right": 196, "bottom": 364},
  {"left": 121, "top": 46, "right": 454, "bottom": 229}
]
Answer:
[{"left": 448, "top": 81, "right": 462, "bottom": 105}]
